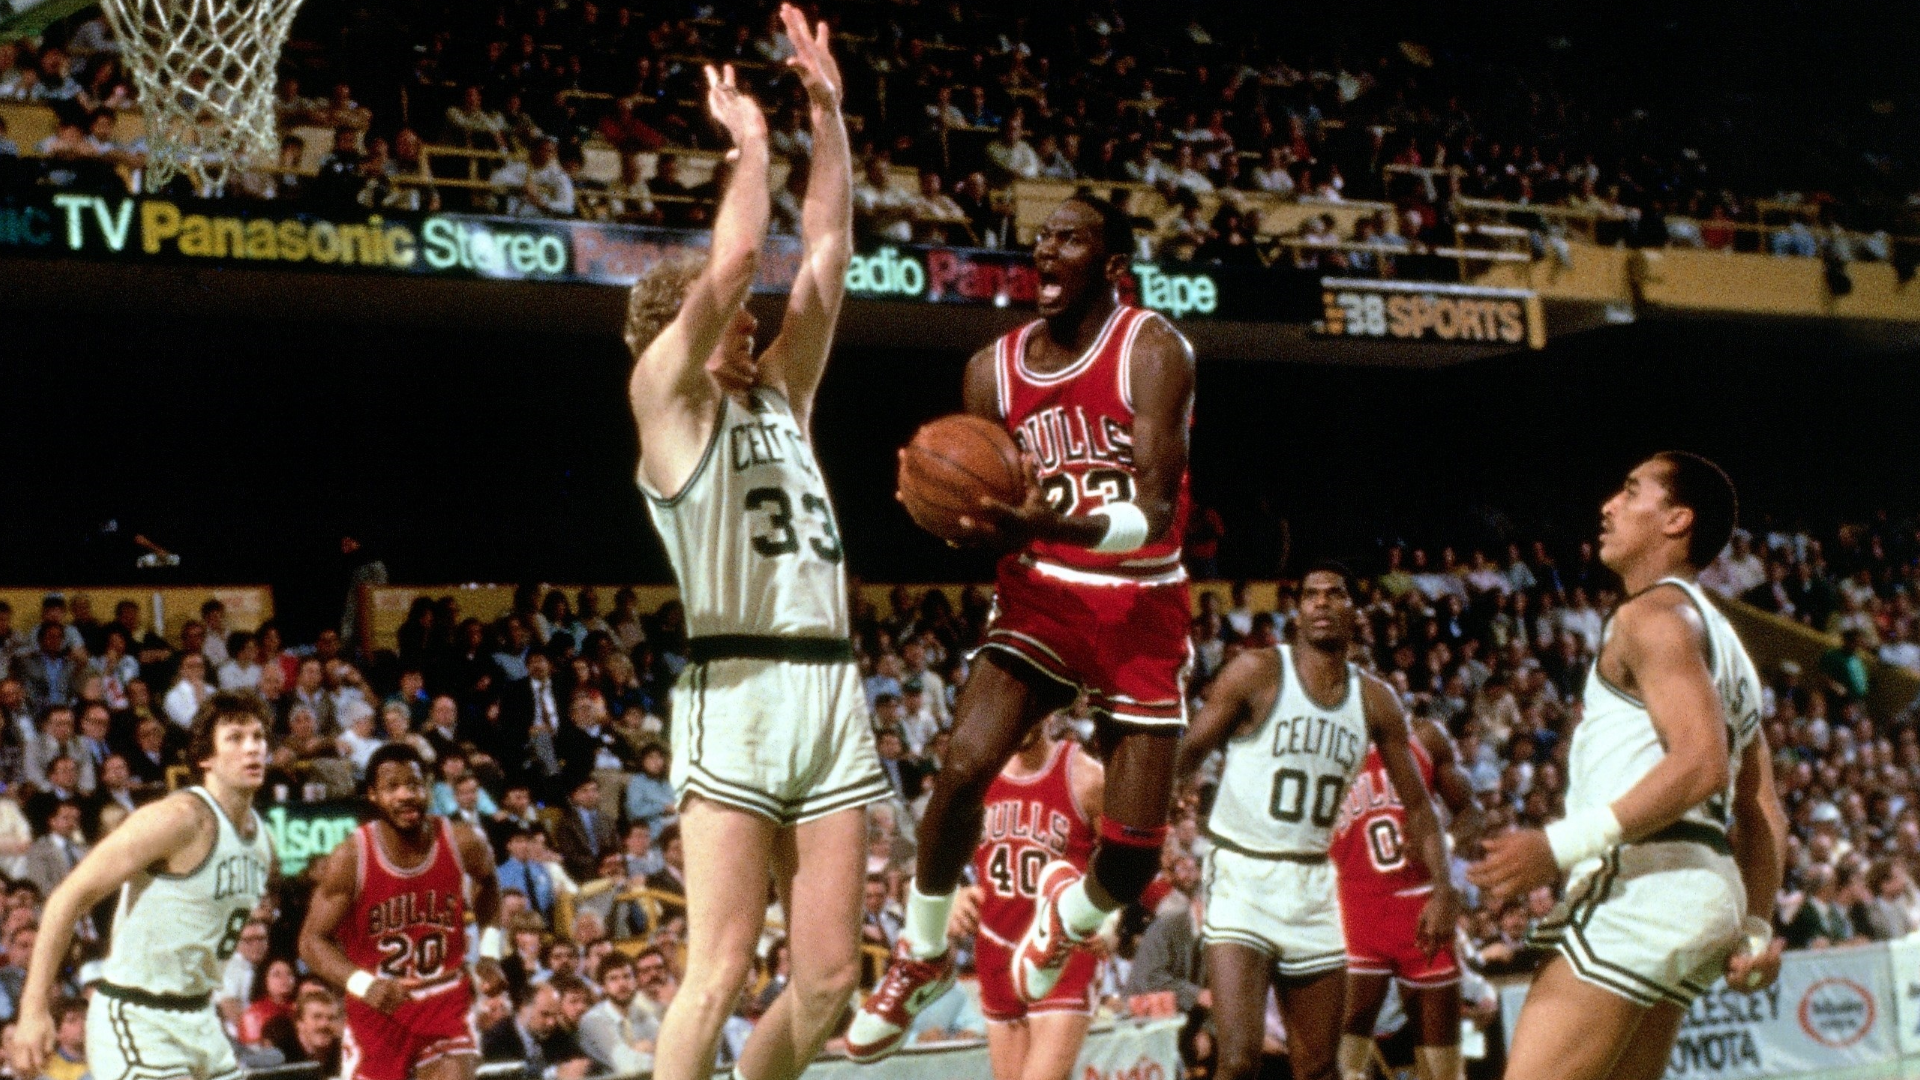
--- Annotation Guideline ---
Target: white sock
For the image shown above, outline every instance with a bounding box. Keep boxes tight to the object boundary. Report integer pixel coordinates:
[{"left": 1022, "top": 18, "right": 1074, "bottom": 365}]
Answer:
[
  {"left": 1055, "top": 875, "right": 1108, "bottom": 938},
  {"left": 731, "top": 1070, "right": 749, "bottom": 1080},
  {"left": 904, "top": 882, "right": 954, "bottom": 959}
]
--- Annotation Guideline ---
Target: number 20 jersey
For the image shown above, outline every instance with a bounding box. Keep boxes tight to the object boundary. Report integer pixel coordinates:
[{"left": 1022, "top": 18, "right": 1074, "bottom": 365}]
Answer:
[
  {"left": 642, "top": 386, "right": 849, "bottom": 639},
  {"left": 341, "top": 817, "right": 469, "bottom": 995},
  {"left": 992, "top": 305, "right": 1191, "bottom": 576},
  {"left": 1206, "top": 645, "right": 1369, "bottom": 859}
]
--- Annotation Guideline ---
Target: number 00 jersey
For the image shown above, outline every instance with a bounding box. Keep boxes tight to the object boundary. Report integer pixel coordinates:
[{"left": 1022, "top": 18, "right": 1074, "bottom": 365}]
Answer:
[
  {"left": 992, "top": 304, "right": 1191, "bottom": 577},
  {"left": 642, "top": 386, "right": 849, "bottom": 639},
  {"left": 1206, "top": 645, "right": 1369, "bottom": 859},
  {"left": 1329, "top": 740, "right": 1437, "bottom": 899},
  {"left": 341, "top": 817, "right": 470, "bottom": 996},
  {"left": 1570, "top": 577, "right": 1763, "bottom": 838},
  {"left": 100, "top": 787, "right": 273, "bottom": 997}
]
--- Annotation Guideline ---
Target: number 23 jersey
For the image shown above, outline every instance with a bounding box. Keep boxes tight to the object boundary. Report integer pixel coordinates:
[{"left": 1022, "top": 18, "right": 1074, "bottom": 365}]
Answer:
[
  {"left": 642, "top": 386, "right": 849, "bottom": 639},
  {"left": 1206, "top": 645, "right": 1369, "bottom": 858}
]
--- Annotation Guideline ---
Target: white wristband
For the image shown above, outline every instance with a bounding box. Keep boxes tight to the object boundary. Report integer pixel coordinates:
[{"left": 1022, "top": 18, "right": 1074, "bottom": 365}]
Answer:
[
  {"left": 1090, "top": 501, "right": 1149, "bottom": 554},
  {"left": 1543, "top": 806, "right": 1623, "bottom": 871},
  {"left": 345, "top": 970, "right": 377, "bottom": 999},
  {"left": 1742, "top": 915, "right": 1773, "bottom": 957}
]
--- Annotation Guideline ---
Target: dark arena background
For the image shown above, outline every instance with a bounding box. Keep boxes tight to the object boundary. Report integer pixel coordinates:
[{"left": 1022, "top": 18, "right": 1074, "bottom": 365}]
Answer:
[{"left": 3, "top": 0, "right": 1920, "bottom": 1078}]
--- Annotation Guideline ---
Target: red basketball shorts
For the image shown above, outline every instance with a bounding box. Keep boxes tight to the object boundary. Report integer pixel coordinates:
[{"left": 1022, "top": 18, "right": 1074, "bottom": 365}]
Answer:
[
  {"left": 1341, "top": 888, "right": 1460, "bottom": 987},
  {"left": 982, "top": 556, "right": 1192, "bottom": 727},
  {"left": 975, "top": 931, "right": 1099, "bottom": 1021},
  {"left": 342, "top": 979, "right": 478, "bottom": 1080}
]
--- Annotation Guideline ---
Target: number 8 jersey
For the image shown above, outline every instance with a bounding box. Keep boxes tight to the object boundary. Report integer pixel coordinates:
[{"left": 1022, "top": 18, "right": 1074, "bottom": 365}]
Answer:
[
  {"left": 643, "top": 386, "right": 849, "bottom": 639},
  {"left": 1206, "top": 645, "right": 1370, "bottom": 859}
]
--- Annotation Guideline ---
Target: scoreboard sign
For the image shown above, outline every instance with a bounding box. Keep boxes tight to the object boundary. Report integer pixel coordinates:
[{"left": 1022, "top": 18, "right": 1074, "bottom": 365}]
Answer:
[{"left": 1318, "top": 278, "right": 1546, "bottom": 349}]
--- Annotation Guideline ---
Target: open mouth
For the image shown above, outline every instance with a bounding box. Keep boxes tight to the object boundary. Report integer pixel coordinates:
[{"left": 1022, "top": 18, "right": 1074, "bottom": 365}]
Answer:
[{"left": 1039, "top": 282, "right": 1064, "bottom": 304}]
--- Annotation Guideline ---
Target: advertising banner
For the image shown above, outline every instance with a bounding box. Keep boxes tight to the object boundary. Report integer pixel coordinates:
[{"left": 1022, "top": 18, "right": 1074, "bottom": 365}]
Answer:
[
  {"left": 1500, "top": 942, "right": 1904, "bottom": 1079},
  {"left": 1317, "top": 277, "right": 1546, "bottom": 348},
  {"left": 260, "top": 799, "right": 362, "bottom": 877},
  {"left": 796, "top": 1016, "right": 1180, "bottom": 1080},
  {"left": 0, "top": 191, "right": 1331, "bottom": 323},
  {"left": 1892, "top": 936, "right": 1920, "bottom": 1059}
]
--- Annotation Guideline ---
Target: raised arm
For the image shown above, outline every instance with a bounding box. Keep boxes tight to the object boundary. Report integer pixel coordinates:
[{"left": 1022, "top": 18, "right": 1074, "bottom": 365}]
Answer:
[
  {"left": 626, "top": 65, "right": 770, "bottom": 423},
  {"left": 1173, "top": 648, "right": 1276, "bottom": 781},
  {"left": 11, "top": 794, "right": 206, "bottom": 1077},
  {"left": 757, "top": 4, "right": 852, "bottom": 423},
  {"left": 1365, "top": 678, "right": 1460, "bottom": 954}
]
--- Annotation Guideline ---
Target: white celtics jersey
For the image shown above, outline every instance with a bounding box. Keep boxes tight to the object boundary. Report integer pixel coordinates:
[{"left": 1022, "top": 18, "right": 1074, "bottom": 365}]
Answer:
[
  {"left": 100, "top": 787, "right": 274, "bottom": 996},
  {"left": 1207, "top": 645, "right": 1370, "bottom": 857},
  {"left": 1570, "top": 576, "right": 1763, "bottom": 833},
  {"left": 642, "top": 387, "right": 849, "bottom": 638}
]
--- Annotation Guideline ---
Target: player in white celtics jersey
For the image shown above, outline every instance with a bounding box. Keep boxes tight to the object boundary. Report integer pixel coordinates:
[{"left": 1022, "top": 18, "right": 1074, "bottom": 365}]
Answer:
[
  {"left": 619, "top": 10, "right": 885, "bottom": 1080},
  {"left": 1175, "top": 563, "right": 1458, "bottom": 1080},
  {"left": 1471, "top": 453, "right": 1789, "bottom": 1080},
  {"left": 11, "top": 691, "right": 275, "bottom": 1080}
]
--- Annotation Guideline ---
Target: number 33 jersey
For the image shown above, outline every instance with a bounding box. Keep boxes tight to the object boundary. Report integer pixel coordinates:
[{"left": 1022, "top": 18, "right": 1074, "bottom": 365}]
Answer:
[
  {"left": 1206, "top": 645, "right": 1369, "bottom": 859},
  {"left": 342, "top": 817, "right": 470, "bottom": 994},
  {"left": 642, "top": 386, "right": 849, "bottom": 639}
]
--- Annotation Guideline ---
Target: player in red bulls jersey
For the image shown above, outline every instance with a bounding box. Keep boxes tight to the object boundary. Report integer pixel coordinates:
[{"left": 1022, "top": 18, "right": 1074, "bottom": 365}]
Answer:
[
  {"left": 1329, "top": 714, "right": 1482, "bottom": 1080},
  {"left": 853, "top": 194, "right": 1196, "bottom": 1061},
  {"left": 950, "top": 722, "right": 1104, "bottom": 1080},
  {"left": 301, "top": 743, "right": 500, "bottom": 1080}
]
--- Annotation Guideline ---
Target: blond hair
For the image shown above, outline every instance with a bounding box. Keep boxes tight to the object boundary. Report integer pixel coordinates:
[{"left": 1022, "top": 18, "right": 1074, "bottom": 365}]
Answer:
[{"left": 624, "top": 249, "right": 710, "bottom": 354}]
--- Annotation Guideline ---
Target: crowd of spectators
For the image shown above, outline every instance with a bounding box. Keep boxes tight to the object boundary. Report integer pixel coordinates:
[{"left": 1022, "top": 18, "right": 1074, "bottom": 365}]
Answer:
[
  {"left": 0, "top": 506, "right": 1916, "bottom": 1077},
  {"left": 3, "top": 1, "right": 1915, "bottom": 273}
]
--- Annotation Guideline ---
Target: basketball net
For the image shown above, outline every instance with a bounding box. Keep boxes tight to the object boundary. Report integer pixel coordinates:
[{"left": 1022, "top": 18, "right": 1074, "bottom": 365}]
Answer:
[{"left": 100, "top": 0, "right": 305, "bottom": 194}]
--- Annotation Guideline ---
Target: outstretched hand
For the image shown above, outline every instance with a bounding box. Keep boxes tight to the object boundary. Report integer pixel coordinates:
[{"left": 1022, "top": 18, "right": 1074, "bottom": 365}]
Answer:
[
  {"left": 779, "top": 3, "right": 842, "bottom": 108},
  {"left": 704, "top": 63, "right": 766, "bottom": 156}
]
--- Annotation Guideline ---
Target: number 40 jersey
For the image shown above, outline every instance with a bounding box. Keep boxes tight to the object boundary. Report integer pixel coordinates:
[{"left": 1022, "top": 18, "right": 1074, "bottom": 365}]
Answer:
[{"left": 642, "top": 386, "right": 849, "bottom": 639}]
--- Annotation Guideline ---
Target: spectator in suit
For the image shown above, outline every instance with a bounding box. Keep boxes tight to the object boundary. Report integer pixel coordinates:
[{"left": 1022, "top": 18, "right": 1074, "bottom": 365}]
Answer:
[
  {"left": 439, "top": 772, "right": 496, "bottom": 831},
  {"left": 642, "top": 822, "right": 686, "bottom": 920},
  {"left": 858, "top": 874, "right": 902, "bottom": 953},
  {"left": 501, "top": 650, "right": 568, "bottom": 787},
  {"left": 554, "top": 689, "right": 637, "bottom": 802},
  {"left": 26, "top": 708, "right": 93, "bottom": 796},
  {"left": 123, "top": 714, "right": 172, "bottom": 787},
  {"left": 553, "top": 775, "right": 618, "bottom": 883},
  {"left": 482, "top": 983, "right": 592, "bottom": 1079},
  {"left": 873, "top": 725, "right": 927, "bottom": 804},
  {"left": 497, "top": 824, "right": 557, "bottom": 921},
  {"left": 83, "top": 755, "right": 143, "bottom": 839},
  {"left": 288, "top": 658, "right": 337, "bottom": 737},
  {"left": 20, "top": 623, "right": 73, "bottom": 713},
  {"left": 421, "top": 694, "right": 470, "bottom": 763},
  {"left": 23, "top": 800, "right": 88, "bottom": 898}
]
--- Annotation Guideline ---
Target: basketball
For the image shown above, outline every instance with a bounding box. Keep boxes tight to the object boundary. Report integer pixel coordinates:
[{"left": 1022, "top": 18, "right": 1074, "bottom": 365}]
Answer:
[{"left": 898, "top": 415, "right": 1028, "bottom": 542}]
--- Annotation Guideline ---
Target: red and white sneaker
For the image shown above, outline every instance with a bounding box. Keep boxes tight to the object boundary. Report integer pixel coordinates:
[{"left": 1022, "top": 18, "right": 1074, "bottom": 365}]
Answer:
[
  {"left": 845, "top": 939, "right": 956, "bottom": 1063},
  {"left": 1012, "top": 859, "right": 1088, "bottom": 1002}
]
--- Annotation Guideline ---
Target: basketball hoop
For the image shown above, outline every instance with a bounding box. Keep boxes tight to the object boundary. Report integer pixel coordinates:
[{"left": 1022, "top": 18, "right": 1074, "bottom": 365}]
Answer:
[{"left": 100, "top": 0, "right": 305, "bottom": 193}]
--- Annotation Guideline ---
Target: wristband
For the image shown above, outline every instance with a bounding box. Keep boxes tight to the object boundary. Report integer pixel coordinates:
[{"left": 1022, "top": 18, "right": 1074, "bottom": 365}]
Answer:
[
  {"left": 1090, "top": 501, "right": 1149, "bottom": 554},
  {"left": 1543, "top": 806, "right": 1622, "bottom": 871},
  {"left": 1742, "top": 915, "right": 1773, "bottom": 957},
  {"left": 345, "top": 970, "right": 376, "bottom": 999}
]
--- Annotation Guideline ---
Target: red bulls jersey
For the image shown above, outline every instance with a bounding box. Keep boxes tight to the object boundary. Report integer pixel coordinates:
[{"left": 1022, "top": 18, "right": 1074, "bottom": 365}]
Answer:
[
  {"left": 973, "top": 740, "right": 1097, "bottom": 944},
  {"left": 1330, "top": 738, "right": 1437, "bottom": 898},
  {"left": 993, "top": 305, "right": 1192, "bottom": 575},
  {"left": 343, "top": 817, "right": 470, "bottom": 996}
]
